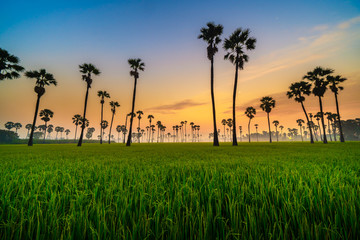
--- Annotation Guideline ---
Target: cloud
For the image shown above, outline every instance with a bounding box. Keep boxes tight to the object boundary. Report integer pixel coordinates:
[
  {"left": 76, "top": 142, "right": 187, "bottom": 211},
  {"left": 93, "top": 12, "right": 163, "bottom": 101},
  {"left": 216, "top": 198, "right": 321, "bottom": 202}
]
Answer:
[
  {"left": 337, "top": 16, "right": 360, "bottom": 29},
  {"left": 312, "top": 24, "right": 329, "bottom": 32},
  {"left": 145, "top": 99, "right": 206, "bottom": 114}
]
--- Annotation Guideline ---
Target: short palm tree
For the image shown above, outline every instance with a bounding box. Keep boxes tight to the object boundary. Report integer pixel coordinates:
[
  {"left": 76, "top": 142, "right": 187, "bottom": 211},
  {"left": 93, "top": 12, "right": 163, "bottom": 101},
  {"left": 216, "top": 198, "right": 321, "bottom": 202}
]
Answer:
[
  {"left": 25, "top": 69, "right": 57, "bottom": 146},
  {"left": 126, "top": 58, "right": 145, "bottom": 146},
  {"left": 55, "top": 126, "right": 61, "bottom": 140},
  {"left": 198, "top": 22, "right": 223, "bottom": 146},
  {"left": 221, "top": 119, "right": 227, "bottom": 141},
  {"left": 286, "top": 81, "right": 314, "bottom": 143},
  {"left": 47, "top": 124, "right": 54, "bottom": 139},
  {"left": 39, "top": 109, "right": 54, "bottom": 140},
  {"left": 156, "top": 121, "right": 162, "bottom": 143},
  {"left": 224, "top": 28, "right": 256, "bottom": 146},
  {"left": 254, "top": 123, "right": 259, "bottom": 142},
  {"left": 77, "top": 63, "right": 100, "bottom": 147},
  {"left": 327, "top": 74, "right": 347, "bottom": 142},
  {"left": 272, "top": 120, "right": 279, "bottom": 142},
  {"left": 279, "top": 125, "right": 284, "bottom": 137},
  {"left": 147, "top": 115, "right": 154, "bottom": 142},
  {"left": 260, "top": 96, "right": 276, "bottom": 143},
  {"left": 65, "top": 129, "right": 70, "bottom": 139},
  {"left": 245, "top": 107, "right": 256, "bottom": 142},
  {"left": 116, "top": 125, "right": 122, "bottom": 143},
  {"left": 108, "top": 101, "right": 120, "bottom": 144},
  {"left": 296, "top": 119, "right": 305, "bottom": 141},
  {"left": 25, "top": 124, "right": 32, "bottom": 138},
  {"left": 137, "top": 110, "right": 144, "bottom": 138},
  {"left": 97, "top": 90, "right": 110, "bottom": 144},
  {"left": 72, "top": 114, "right": 82, "bottom": 140},
  {"left": 14, "top": 122, "right": 22, "bottom": 133},
  {"left": 0, "top": 48, "right": 24, "bottom": 81},
  {"left": 101, "top": 120, "right": 108, "bottom": 139},
  {"left": 303, "top": 67, "right": 333, "bottom": 144}
]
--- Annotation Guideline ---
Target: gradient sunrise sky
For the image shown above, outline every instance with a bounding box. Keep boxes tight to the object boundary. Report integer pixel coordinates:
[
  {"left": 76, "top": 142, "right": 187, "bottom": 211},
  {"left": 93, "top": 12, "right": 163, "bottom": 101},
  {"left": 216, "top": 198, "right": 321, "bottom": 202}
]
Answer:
[{"left": 1, "top": 0, "right": 360, "bottom": 139}]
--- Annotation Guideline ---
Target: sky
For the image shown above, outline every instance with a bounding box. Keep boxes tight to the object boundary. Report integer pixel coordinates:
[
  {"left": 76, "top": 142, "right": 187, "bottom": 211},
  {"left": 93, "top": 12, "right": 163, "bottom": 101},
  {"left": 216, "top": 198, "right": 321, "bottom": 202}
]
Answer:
[{"left": 1, "top": 0, "right": 360, "bottom": 140}]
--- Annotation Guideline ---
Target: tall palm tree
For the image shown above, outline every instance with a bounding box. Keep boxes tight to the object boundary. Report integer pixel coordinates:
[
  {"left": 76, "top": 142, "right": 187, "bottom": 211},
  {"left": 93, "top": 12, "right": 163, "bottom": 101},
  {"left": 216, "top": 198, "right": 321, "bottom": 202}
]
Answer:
[
  {"left": 303, "top": 67, "right": 333, "bottom": 144},
  {"left": 260, "top": 96, "right": 276, "bottom": 143},
  {"left": 327, "top": 74, "right": 347, "bottom": 142},
  {"left": 126, "top": 59, "right": 145, "bottom": 146},
  {"left": 39, "top": 109, "right": 54, "bottom": 140},
  {"left": 25, "top": 69, "right": 57, "bottom": 146},
  {"left": 55, "top": 126, "right": 61, "bottom": 140},
  {"left": 198, "top": 22, "right": 223, "bottom": 146},
  {"left": 72, "top": 114, "right": 82, "bottom": 140},
  {"left": 296, "top": 119, "right": 305, "bottom": 141},
  {"left": 287, "top": 81, "right": 314, "bottom": 143},
  {"left": 224, "top": 28, "right": 256, "bottom": 146},
  {"left": 123, "top": 113, "right": 133, "bottom": 143},
  {"left": 272, "top": 120, "right": 279, "bottom": 142},
  {"left": 245, "top": 107, "right": 256, "bottom": 142},
  {"left": 0, "top": 48, "right": 24, "bottom": 81},
  {"left": 108, "top": 101, "right": 120, "bottom": 144},
  {"left": 254, "top": 123, "right": 259, "bottom": 142},
  {"left": 25, "top": 124, "right": 32, "bottom": 138},
  {"left": 97, "top": 90, "right": 110, "bottom": 144},
  {"left": 59, "top": 127, "right": 64, "bottom": 139},
  {"left": 5, "top": 122, "right": 15, "bottom": 131}
]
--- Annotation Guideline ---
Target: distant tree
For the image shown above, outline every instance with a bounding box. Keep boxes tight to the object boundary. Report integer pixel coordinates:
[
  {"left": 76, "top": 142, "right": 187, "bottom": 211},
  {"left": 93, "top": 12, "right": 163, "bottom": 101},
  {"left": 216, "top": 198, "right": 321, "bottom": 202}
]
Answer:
[
  {"left": 39, "top": 109, "right": 54, "bottom": 140},
  {"left": 147, "top": 115, "right": 154, "bottom": 142},
  {"left": 65, "top": 129, "right": 70, "bottom": 139},
  {"left": 25, "top": 124, "right": 32, "bottom": 138},
  {"left": 239, "top": 126, "right": 243, "bottom": 142},
  {"left": 101, "top": 120, "right": 108, "bottom": 138},
  {"left": 296, "top": 119, "right": 305, "bottom": 141},
  {"left": 97, "top": 90, "right": 110, "bottom": 144},
  {"left": 279, "top": 125, "right": 284, "bottom": 138},
  {"left": 79, "top": 117, "right": 89, "bottom": 131},
  {"left": 324, "top": 112, "right": 333, "bottom": 141},
  {"left": 4, "top": 122, "right": 15, "bottom": 131},
  {"left": 224, "top": 28, "right": 256, "bottom": 146},
  {"left": 0, "top": 48, "right": 24, "bottom": 81},
  {"left": 314, "top": 112, "right": 323, "bottom": 141},
  {"left": 221, "top": 119, "right": 227, "bottom": 142},
  {"left": 25, "top": 69, "right": 57, "bottom": 146},
  {"left": 86, "top": 127, "right": 95, "bottom": 140},
  {"left": 13, "top": 123, "right": 22, "bottom": 134},
  {"left": 78, "top": 63, "right": 100, "bottom": 146},
  {"left": 254, "top": 123, "right": 259, "bottom": 142},
  {"left": 59, "top": 127, "right": 64, "bottom": 139},
  {"left": 55, "top": 126, "right": 61, "bottom": 140},
  {"left": 245, "top": 107, "right": 256, "bottom": 142},
  {"left": 260, "top": 96, "right": 276, "bottom": 143},
  {"left": 72, "top": 114, "right": 82, "bottom": 140},
  {"left": 116, "top": 125, "right": 122, "bottom": 143},
  {"left": 108, "top": 101, "right": 120, "bottom": 144},
  {"left": 47, "top": 124, "right": 54, "bottom": 139},
  {"left": 156, "top": 121, "right": 162, "bottom": 143},
  {"left": 272, "top": 120, "right": 279, "bottom": 142}
]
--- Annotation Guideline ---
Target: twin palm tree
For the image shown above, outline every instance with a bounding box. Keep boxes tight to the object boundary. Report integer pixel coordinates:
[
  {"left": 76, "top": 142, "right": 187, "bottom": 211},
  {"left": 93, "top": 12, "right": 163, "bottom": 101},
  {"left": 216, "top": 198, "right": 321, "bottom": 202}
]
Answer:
[
  {"left": 224, "top": 28, "right": 256, "bottom": 146},
  {"left": 245, "top": 107, "right": 256, "bottom": 142},
  {"left": 260, "top": 96, "right": 276, "bottom": 143},
  {"left": 25, "top": 69, "right": 57, "bottom": 146},
  {"left": 77, "top": 63, "right": 100, "bottom": 147},
  {"left": 286, "top": 81, "right": 314, "bottom": 143},
  {"left": 272, "top": 120, "right": 279, "bottom": 142},
  {"left": 97, "top": 90, "right": 110, "bottom": 144},
  {"left": 39, "top": 109, "right": 54, "bottom": 140},
  {"left": 108, "top": 101, "right": 120, "bottom": 144},
  {"left": 0, "top": 48, "right": 24, "bottom": 81},
  {"left": 126, "top": 59, "right": 145, "bottom": 146},
  {"left": 198, "top": 22, "right": 223, "bottom": 146}
]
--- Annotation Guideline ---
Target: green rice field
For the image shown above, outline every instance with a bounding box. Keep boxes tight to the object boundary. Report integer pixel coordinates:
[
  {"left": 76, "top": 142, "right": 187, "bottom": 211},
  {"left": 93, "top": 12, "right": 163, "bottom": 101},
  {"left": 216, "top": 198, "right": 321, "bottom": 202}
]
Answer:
[{"left": 0, "top": 142, "right": 359, "bottom": 239}]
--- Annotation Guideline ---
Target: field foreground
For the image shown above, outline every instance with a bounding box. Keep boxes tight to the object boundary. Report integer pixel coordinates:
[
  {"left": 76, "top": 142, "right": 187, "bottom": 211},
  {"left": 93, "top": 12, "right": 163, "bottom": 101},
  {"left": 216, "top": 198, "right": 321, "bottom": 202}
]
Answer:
[{"left": 0, "top": 142, "right": 359, "bottom": 239}]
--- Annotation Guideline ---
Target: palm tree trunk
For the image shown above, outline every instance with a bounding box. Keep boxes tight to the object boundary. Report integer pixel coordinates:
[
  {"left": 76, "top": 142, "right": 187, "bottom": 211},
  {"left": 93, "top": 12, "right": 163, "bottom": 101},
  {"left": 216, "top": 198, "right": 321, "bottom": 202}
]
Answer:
[
  {"left": 232, "top": 62, "right": 239, "bottom": 146},
  {"left": 276, "top": 126, "right": 278, "bottom": 142},
  {"left": 208, "top": 58, "right": 220, "bottom": 146},
  {"left": 332, "top": 122, "right": 337, "bottom": 141},
  {"left": 248, "top": 119, "right": 251, "bottom": 143},
  {"left": 124, "top": 115, "right": 128, "bottom": 144},
  {"left": 334, "top": 93, "right": 345, "bottom": 142},
  {"left": 43, "top": 122, "right": 47, "bottom": 142},
  {"left": 318, "top": 97, "right": 327, "bottom": 144},
  {"left": 28, "top": 94, "right": 41, "bottom": 146},
  {"left": 300, "top": 126, "right": 303, "bottom": 141},
  {"left": 267, "top": 113, "right": 272, "bottom": 143},
  {"left": 126, "top": 77, "right": 137, "bottom": 146},
  {"left": 317, "top": 120, "right": 323, "bottom": 141},
  {"left": 300, "top": 101, "right": 314, "bottom": 143},
  {"left": 77, "top": 86, "right": 89, "bottom": 147},
  {"left": 74, "top": 125, "right": 78, "bottom": 140},
  {"left": 109, "top": 111, "right": 115, "bottom": 144},
  {"left": 327, "top": 119, "right": 333, "bottom": 141},
  {"left": 100, "top": 102, "right": 104, "bottom": 144}
]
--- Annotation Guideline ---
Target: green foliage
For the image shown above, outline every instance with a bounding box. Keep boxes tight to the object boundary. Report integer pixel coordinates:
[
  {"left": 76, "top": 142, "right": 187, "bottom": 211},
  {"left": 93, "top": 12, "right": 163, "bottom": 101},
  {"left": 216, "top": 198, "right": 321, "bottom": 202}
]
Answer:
[
  {"left": 0, "top": 130, "right": 19, "bottom": 143},
  {"left": 0, "top": 143, "right": 359, "bottom": 239}
]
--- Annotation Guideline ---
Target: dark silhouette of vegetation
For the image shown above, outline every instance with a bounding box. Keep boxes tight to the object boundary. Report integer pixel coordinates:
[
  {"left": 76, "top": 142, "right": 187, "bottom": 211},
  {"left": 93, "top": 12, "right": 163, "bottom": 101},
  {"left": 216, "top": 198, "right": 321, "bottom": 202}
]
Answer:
[
  {"left": 39, "top": 109, "right": 54, "bottom": 141},
  {"left": 272, "top": 120, "right": 279, "bottom": 142},
  {"left": 260, "top": 96, "right": 276, "bottom": 143},
  {"left": 245, "top": 107, "right": 256, "bottom": 142},
  {"left": 296, "top": 119, "right": 305, "bottom": 141},
  {"left": 4, "top": 122, "right": 14, "bottom": 131},
  {"left": 0, "top": 48, "right": 24, "bottom": 81},
  {"left": 108, "top": 101, "right": 120, "bottom": 144},
  {"left": 0, "top": 130, "right": 19, "bottom": 143},
  {"left": 97, "top": 90, "right": 110, "bottom": 144},
  {"left": 72, "top": 114, "right": 82, "bottom": 140}
]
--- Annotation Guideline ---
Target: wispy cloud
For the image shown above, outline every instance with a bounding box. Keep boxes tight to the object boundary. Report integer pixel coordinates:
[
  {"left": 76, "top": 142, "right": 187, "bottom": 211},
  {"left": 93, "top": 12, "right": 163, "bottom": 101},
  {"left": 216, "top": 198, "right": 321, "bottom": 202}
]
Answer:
[
  {"left": 337, "top": 16, "right": 360, "bottom": 29},
  {"left": 145, "top": 99, "right": 206, "bottom": 114}
]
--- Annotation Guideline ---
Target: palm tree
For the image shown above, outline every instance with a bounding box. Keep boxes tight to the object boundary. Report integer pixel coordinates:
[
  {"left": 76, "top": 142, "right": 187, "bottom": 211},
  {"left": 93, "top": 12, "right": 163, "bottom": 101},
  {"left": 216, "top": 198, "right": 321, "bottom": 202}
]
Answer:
[
  {"left": 123, "top": 113, "right": 133, "bottom": 143},
  {"left": 327, "top": 74, "right": 347, "bottom": 142},
  {"left": 101, "top": 120, "right": 108, "bottom": 139},
  {"left": 147, "top": 115, "right": 154, "bottom": 142},
  {"left": 25, "top": 69, "right": 57, "bottom": 146},
  {"left": 77, "top": 63, "right": 100, "bottom": 147},
  {"left": 14, "top": 123, "right": 22, "bottom": 134},
  {"left": 39, "top": 109, "right": 54, "bottom": 140},
  {"left": 126, "top": 59, "right": 145, "bottom": 146},
  {"left": 272, "top": 120, "right": 279, "bottom": 142},
  {"left": 156, "top": 121, "right": 162, "bottom": 143},
  {"left": 47, "top": 124, "right": 54, "bottom": 139},
  {"left": 0, "top": 48, "right": 24, "bottom": 81},
  {"left": 108, "top": 101, "right": 120, "bottom": 144},
  {"left": 136, "top": 110, "right": 144, "bottom": 142},
  {"left": 286, "top": 81, "right": 314, "bottom": 143},
  {"left": 221, "top": 119, "right": 227, "bottom": 142},
  {"left": 5, "top": 122, "right": 15, "bottom": 131},
  {"left": 254, "top": 123, "right": 259, "bottom": 142},
  {"left": 260, "top": 96, "right": 276, "bottom": 143},
  {"left": 303, "top": 67, "right": 333, "bottom": 144},
  {"left": 116, "top": 125, "right": 122, "bottom": 143},
  {"left": 324, "top": 112, "right": 333, "bottom": 141},
  {"left": 224, "top": 28, "right": 256, "bottom": 146},
  {"left": 314, "top": 112, "right": 323, "bottom": 141},
  {"left": 59, "top": 127, "right": 64, "bottom": 139},
  {"left": 245, "top": 107, "right": 256, "bottom": 142},
  {"left": 330, "top": 113, "right": 338, "bottom": 140},
  {"left": 239, "top": 126, "right": 243, "bottom": 142},
  {"left": 25, "top": 124, "right": 32, "bottom": 138},
  {"left": 279, "top": 125, "right": 284, "bottom": 138},
  {"left": 72, "top": 114, "right": 82, "bottom": 140},
  {"left": 65, "top": 129, "right": 70, "bottom": 139},
  {"left": 97, "top": 90, "right": 110, "bottom": 144},
  {"left": 79, "top": 117, "right": 89, "bottom": 132},
  {"left": 296, "top": 119, "right": 305, "bottom": 141},
  {"left": 55, "top": 126, "right": 61, "bottom": 140},
  {"left": 189, "top": 122, "right": 194, "bottom": 142},
  {"left": 198, "top": 22, "right": 223, "bottom": 146}
]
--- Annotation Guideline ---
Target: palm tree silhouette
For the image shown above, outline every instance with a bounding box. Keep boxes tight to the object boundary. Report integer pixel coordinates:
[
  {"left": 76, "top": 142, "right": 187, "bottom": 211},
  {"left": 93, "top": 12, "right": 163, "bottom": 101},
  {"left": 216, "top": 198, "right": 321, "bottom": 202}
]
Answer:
[
  {"left": 189, "top": 122, "right": 194, "bottom": 142},
  {"left": 101, "top": 120, "right": 108, "bottom": 139},
  {"left": 156, "top": 121, "right": 162, "bottom": 143},
  {"left": 260, "top": 96, "right": 276, "bottom": 143},
  {"left": 126, "top": 59, "right": 145, "bottom": 146},
  {"left": 198, "top": 22, "right": 223, "bottom": 146},
  {"left": 287, "top": 81, "right": 314, "bottom": 143},
  {"left": 245, "top": 107, "right": 256, "bottom": 142},
  {"left": 324, "top": 112, "right": 333, "bottom": 141},
  {"left": 97, "top": 90, "right": 110, "bottom": 144},
  {"left": 303, "top": 67, "right": 333, "bottom": 144},
  {"left": 136, "top": 110, "right": 144, "bottom": 142},
  {"left": 272, "top": 120, "right": 279, "bottom": 142},
  {"left": 254, "top": 123, "right": 259, "bottom": 142},
  {"left": 147, "top": 115, "right": 154, "bottom": 142},
  {"left": 224, "top": 28, "right": 256, "bottom": 146},
  {"left": 47, "top": 124, "right": 54, "bottom": 139},
  {"left": 330, "top": 113, "right": 338, "bottom": 140},
  {"left": 79, "top": 117, "right": 89, "bottom": 132},
  {"left": 55, "top": 126, "right": 61, "bottom": 140},
  {"left": 25, "top": 69, "right": 57, "bottom": 146},
  {"left": 116, "top": 125, "right": 122, "bottom": 143},
  {"left": 221, "top": 119, "right": 227, "bottom": 142},
  {"left": 72, "top": 114, "right": 82, "bottom": 140},
  {"left": 327, "top": 74, "right": 347, "bottom": 142},
  {"left": 314, "top": 112, "right": 323, "bottom": 141},
  {"left": 25, "top": 124, "right": 32, "bottom": 138},
  {"left": 279, "top": 125, "right": 284, "bottom": 138},
  {"left": 108, "top": 101, "right": 120, "bottom": 144},
  {"left": 0, "top": 48, "right": 24, "bottom": 81},
  {"left": 65, "top": 129, "right": 70, "bottom": 139},
  {"left": 14, "top": 123, "right": 22, "bottom": 134},
  {"left": 59, "top": 127, "right": 64, "bottom": 139},
  {"left": 77, "top": 63, "right": 100, "bottom": 146},
  {"left": 296, "top": 119, "right": 305, "bottom": 141},
  {"left": 239, "top": 126, "right": 243, "bottom": 142},
  {"left": 39, "top": 109, "right": 54, "bottom": 141}
]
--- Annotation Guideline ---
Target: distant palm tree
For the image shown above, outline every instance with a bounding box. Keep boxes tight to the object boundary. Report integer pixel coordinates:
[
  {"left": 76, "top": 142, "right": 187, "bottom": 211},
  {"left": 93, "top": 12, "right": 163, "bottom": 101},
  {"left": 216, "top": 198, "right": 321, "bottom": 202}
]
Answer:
[
  {"left": 136, "top": 110, "right": 144, "bottom": 142},
  {"left": 116, "top": 125, "right": 122, "bottom": 143},
  {"left": 126, "top": 59, "right": 145, "bottom": 146},
  {"left": 287, "top": 81, "right": 314, "bottom": 143},
  {"left": 184, "top": 120, "right": 188, "bottom": 142},
  {"left": 72, "top": 114, "right": 82, "bottom": 140},
  {"left": 5, "top": 122, "right": 14, "bottom": 131},
  {"left": 324, "top": 112, "right": 333, "bottom": 141},
  {"left": 25, "top": 124, "right": 32, "bottom": 138},
  {"left": 189, "top": 122, "right": 194, "bottom": 142},
  {"left": 314, "top": 112, "right": 323, "bottom": 141},
  {"left": 224, "top": 28, "right": 256, "bottom": 146},
  {"left": 330, "top": 113, "right": 338, "bottom": 140},
  {"left": 260, "top": 96, "right": 276, "bottom": 143},
  {"left": 97, "top": 90, "right": 110, "bottom": 144},
  {"left": 0, "top": 48, "right": 24, "bottom": 81},
  {"left": 147, "top": 115, "right": 154, "bottom": 142},
  {"left": 279, "top": 125, "right": 284, "bottom": 137},
  {"left": 108, "top": 101, "right": 120, "bottom": 144},
  {"left": 47, "top": 124, "right": 54, "bottom": 139},
  {"left": 39, "top": 109, "right": 54, "bottom": 140},
  {"left": 156, "top": 121, "right": 162, "bottom": 143},
  {"left": 296, "top": 119, "right": 305, "bottom": 141},
  {"left": 327, "top": 74, "right": 347, "bottom": 142},
  {"left": 14, "top": 122, "right": 22, "bottom": 133},
  {"left": 123, "top": 113, "right": 132, "bottom": 143},
  {"left": 303, "top": 67, "right": 333, "bottom": 144},
  {"left": 25, "top": 69, "right": 57, "bottom": 146},
  {"left": 79, "top": 117, "right": 89, "bottom": 132},
  {"left": 272, "top": 120, "right": 279, "bottom": 142},
  {"left": 101, "top": 120, "right": 108, "bottom": 139},
  {"left": 198, "top": 22, "right": 223, "bottom": 146},
  {"left": 245, "top": 107, "right": 256, "bottom": 142},
  {"left": 59, "top": 127, "right": 64, "bottom": 139},
  {"left": 221, "top": 119, "right": 227, "bottom": 142},
  {"left": 65, "top": 129, "right": 70, "bottom": 139},
  {"left": 78, "top": 63, "right": 100, "bottom": 147},
  {"left": 55, "top": 126, "right": 61, "bottom": 140},
  {"left": 254, "top": 123, "right": 259, "bottom": 142}
]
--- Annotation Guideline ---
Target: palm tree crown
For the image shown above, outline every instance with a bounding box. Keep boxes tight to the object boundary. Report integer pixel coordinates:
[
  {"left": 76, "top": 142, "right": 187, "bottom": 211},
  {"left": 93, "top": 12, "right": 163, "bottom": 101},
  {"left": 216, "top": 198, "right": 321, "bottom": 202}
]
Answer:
[
  {"left": 245, "top": 107, "right": 256, "bottom": 119},
  {"left": 110, "top": 101, "right": 120, "bottom": 113},
  {"left": 198, "top": 22, "right": 224, "bottom": 60},
  {"left": 25, "top": 69, "right": 57, "bottom": 88},
  {"left": 286, "top": 81, "right": 312, "bottom": 102},
  {"left": 303, "top": 67, "right": 333, "bottom": 97},
  {"left": 97, "top": 90, "right": 110, "bottom": 103},
  {"left": 327, "top": 75, "right": 346, "bottom": 94},
  {"left": 260, "top": 97, "right": 276, "bottom": 113},
  {"left": 128, "top": 58, "right": 145, "bottom": 78},
  {"left": 79, "top": 63, "right": 100, "bottom": 87},
  {"left": 0, "top": 48, "right": 25, "bottom": 80},
  {"left": 39, "top": 109, "right": 54, "bottom": 122}
]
